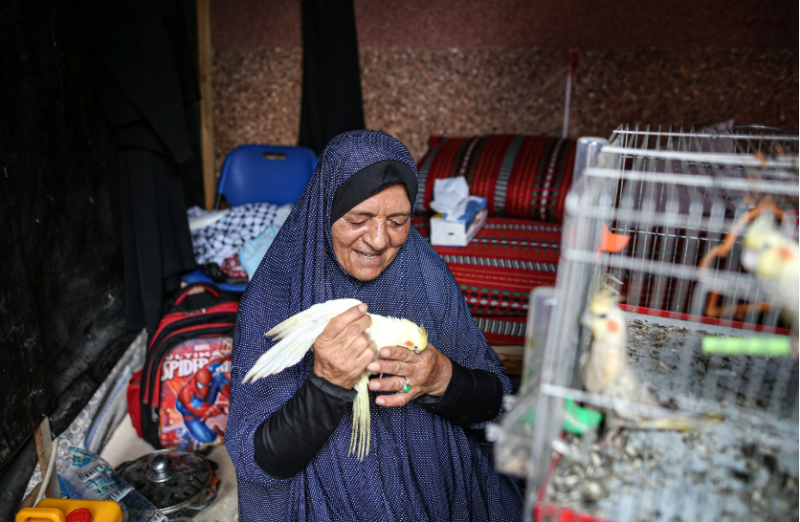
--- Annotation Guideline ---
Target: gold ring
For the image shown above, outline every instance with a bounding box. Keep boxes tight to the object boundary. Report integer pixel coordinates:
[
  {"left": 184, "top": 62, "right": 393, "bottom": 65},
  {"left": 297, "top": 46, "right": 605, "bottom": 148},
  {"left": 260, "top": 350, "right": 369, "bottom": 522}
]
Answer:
[{"left": 402, "top": 378, "right": 411, "bottom": 393}]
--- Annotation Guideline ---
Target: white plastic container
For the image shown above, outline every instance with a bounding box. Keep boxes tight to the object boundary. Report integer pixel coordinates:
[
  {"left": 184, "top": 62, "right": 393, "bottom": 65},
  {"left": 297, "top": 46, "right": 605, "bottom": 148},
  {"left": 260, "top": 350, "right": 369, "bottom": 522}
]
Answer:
[{"left": 521, "top": 286, "right": 557, "bottom": 393}]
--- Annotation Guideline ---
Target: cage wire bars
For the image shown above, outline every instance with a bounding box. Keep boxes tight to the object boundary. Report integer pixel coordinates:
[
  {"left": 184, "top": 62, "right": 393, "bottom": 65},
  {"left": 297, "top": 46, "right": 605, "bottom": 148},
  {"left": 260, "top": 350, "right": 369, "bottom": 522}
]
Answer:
[{"left": 492, "top": 125, "right": 800, "bottom": 522}]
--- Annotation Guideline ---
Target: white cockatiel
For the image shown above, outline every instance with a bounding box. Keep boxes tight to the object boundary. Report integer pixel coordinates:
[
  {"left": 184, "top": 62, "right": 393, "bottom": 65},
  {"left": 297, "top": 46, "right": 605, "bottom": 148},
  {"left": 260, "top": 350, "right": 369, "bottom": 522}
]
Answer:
[
  {"left": 243, "top": 298, "right": 428, "bottom": 460},
  {"left": 581, "top": 288, "right": 722, "bottom": 438},
  {"left": 741, "top": 213, "right": 799, "bottom": 331}
]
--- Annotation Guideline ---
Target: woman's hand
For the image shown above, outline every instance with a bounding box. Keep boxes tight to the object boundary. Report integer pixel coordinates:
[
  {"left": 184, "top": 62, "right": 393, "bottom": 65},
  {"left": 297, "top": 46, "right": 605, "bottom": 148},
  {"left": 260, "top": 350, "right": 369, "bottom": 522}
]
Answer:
[
  {"left": 366, "top": 344, "right": 453, "bottom": 407},
  {"left": 312, "top": 303, "right": 376, "bottom": 389}
]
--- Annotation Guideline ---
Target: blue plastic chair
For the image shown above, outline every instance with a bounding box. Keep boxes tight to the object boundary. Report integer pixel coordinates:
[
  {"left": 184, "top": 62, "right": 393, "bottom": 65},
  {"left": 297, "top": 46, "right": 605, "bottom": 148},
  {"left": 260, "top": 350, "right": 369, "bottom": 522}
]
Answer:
[
  {"left": 214, "top": 144, "right": 318, "bottom": 209},
  {"left": 184, "top": 144, "right": 317, "bottom": 292}
]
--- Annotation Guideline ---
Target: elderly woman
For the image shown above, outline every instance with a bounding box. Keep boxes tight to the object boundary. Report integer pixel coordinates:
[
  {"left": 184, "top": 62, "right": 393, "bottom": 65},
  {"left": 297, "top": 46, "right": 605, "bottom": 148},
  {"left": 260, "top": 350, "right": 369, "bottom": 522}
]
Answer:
[{"left": 225, "top": 130, "right": 523, "bottom": 521}]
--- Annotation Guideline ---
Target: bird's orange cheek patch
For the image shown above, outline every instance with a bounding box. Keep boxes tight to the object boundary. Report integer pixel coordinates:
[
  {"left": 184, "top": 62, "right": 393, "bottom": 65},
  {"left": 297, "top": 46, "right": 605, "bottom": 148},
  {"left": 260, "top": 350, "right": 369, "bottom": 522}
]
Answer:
[
  {"left": 606, "top": 319, "right": 620, "bottom": 333},
  {"left": 778, "top": 246, "right": 794, "bottom": 262},
  {"left": 404, "top": 340, "right": 414, "bottom": 348}
]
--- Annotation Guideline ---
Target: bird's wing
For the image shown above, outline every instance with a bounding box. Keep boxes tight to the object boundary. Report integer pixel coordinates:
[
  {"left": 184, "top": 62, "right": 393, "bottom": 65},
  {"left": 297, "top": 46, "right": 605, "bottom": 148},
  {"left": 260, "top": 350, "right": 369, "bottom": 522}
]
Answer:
[
  {"left": 266, "top": 298, "right": 363, "bottom": 339},
  {"left": 243, "top": 298, "right": 364, "bottom": 383}
]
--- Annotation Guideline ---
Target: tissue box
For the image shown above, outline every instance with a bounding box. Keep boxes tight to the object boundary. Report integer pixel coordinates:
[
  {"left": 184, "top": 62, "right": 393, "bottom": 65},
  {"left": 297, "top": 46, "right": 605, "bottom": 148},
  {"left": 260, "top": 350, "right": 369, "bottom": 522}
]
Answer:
[{"left": 430, "top": 198, "right": 487, "bottom": 246}]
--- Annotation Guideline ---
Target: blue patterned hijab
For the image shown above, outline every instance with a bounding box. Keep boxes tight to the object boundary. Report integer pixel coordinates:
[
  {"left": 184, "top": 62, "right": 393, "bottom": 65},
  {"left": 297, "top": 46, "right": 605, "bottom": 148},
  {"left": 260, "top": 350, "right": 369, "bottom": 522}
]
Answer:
[{"left": 226, "top": 130, "right": 522, "bottom": 521}]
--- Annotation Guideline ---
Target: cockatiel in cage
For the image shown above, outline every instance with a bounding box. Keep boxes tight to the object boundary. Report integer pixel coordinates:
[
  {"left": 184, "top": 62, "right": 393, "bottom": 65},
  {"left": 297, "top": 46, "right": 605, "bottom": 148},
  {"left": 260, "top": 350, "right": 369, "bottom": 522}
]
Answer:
[
  {"left": 581, "top": 288, "right": 723, "bottom": 438},
  {"left": 740, "top": 213, "right": 799, "bottom": 331},
  {"left": 243, "top": 298, "right": 427, "bottom": 460}
]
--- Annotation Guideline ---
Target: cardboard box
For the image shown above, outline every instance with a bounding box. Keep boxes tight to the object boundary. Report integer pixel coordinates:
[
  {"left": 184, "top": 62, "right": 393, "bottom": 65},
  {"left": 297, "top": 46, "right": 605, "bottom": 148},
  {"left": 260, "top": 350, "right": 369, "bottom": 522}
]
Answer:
[{"left": 430, "top": 198, "right": 488, "bottom": 246}]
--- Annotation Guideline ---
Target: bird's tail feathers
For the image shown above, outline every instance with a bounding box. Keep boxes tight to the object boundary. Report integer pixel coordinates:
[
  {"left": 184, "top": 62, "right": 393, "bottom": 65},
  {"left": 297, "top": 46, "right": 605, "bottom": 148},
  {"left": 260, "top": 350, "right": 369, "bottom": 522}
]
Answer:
[
  {"left": 635, "top": 411, "right": 723, "bottom": 432},
  {"left": 349, "top": 375, "right": 371, "bottom": 461}
]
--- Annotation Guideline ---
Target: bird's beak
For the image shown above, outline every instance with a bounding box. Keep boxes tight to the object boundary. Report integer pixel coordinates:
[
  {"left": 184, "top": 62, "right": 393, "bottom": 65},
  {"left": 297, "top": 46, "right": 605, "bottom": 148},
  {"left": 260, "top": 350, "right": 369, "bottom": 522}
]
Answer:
[
  {"left": 580, "top": 312, "right": 592, "bottom": 327},
  {"left": 741, "top": 249, "right": 757, "bottom": 272}
]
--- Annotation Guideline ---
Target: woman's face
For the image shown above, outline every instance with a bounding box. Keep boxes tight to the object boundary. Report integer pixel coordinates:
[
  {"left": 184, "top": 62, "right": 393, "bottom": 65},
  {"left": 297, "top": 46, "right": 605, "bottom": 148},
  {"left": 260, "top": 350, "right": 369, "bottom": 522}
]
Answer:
[{"left": 331, "top": 183, "right": 412, "bottom": 281}]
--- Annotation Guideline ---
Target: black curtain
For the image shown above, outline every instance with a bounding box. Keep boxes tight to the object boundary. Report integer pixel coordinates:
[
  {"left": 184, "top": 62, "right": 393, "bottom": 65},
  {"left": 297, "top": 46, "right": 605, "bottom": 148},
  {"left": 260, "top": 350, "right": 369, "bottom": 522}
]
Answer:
[
  {"left": 66, "top": 0, "right": 200, "bottom": 336},
  {"left": 0, "top": 0, "right": 140, "bottom": 513},
  {"left": 1, "top": 0, "right": 203, "bottom": 514},
  {"left": 299, "top": 0, "right": 366, "bottom": 155}
]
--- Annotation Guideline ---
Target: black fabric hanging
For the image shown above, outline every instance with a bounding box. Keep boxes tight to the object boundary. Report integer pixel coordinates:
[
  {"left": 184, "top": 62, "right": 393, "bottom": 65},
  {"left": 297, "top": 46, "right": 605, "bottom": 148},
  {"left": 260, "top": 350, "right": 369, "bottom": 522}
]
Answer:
[
  {"left": 66, "top": 0, "right": 199, "bottom": 336},
  {"left": 298, "top": 0, "right": 366, "bottom": 156}
]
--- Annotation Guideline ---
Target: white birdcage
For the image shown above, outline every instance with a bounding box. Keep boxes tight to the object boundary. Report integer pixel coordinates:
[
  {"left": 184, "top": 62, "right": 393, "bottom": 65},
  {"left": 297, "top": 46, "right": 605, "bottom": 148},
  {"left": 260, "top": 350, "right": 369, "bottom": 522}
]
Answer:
[{"left": 490, "top": 125, "right": 799, "bottom": 522}]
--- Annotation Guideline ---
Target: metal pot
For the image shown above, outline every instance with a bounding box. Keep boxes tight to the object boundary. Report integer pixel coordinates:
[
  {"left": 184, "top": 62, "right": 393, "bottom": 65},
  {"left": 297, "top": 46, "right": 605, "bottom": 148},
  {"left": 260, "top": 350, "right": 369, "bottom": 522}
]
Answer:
[{"left": 116, "top": 449, "right": 218, "bottom": 517}]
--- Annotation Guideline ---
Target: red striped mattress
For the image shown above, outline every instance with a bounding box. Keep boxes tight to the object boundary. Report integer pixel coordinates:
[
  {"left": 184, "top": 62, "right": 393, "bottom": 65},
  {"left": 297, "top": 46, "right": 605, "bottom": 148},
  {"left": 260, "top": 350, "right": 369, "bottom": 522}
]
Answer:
[{"left": 414, "top": 216, "right": 562, "bottom": 345}]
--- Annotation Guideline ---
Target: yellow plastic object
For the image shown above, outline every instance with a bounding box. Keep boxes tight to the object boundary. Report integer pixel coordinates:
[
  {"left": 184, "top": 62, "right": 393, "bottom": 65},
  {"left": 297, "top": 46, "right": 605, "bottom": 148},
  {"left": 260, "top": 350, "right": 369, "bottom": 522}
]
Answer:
[
  {"left": 15, "top": 508, "right": 65, "bottom": 522},
  {"left": 16, "top": 499, "right": 122, "bottom": 522}
]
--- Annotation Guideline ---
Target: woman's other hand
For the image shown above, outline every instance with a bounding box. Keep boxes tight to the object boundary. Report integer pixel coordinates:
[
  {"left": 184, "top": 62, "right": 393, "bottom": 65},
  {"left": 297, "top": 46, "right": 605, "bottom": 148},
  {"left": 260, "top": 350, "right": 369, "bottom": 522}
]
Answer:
[
  {"left": 366, "top": 344, "right": 453, "bottom": 406},
  {"left": 312, "top": 303, "right": 376, "bottom": 389}
]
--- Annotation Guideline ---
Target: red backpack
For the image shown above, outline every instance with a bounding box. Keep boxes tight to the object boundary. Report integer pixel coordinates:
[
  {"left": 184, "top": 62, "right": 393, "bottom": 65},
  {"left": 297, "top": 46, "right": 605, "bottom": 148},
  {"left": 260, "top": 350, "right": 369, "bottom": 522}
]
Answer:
[{"left": 127, "top": 283, "right": 239, "bottom": 450}]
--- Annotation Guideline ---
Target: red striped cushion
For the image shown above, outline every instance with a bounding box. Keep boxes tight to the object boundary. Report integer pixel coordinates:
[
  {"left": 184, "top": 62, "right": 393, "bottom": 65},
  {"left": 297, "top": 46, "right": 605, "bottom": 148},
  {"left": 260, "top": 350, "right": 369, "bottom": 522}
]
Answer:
[
  {"left": 414, "top": 216, "right": 561, "bottom": 345},
  {"left": 472, "top": 316, "right": 528, "bottom": 346},
  {"left": 416, "top": 135, "right": 577, "bottom": 223}
]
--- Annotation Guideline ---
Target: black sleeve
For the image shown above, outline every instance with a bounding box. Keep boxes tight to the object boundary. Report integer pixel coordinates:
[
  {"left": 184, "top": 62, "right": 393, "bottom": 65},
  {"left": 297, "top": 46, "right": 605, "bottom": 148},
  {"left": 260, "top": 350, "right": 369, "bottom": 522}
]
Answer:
[
  {"left": 254, "top": 373, "right": 357, "bottom": 479},
  {"left": 415, "top": 360, "right": 504, "bottom": 427}
]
